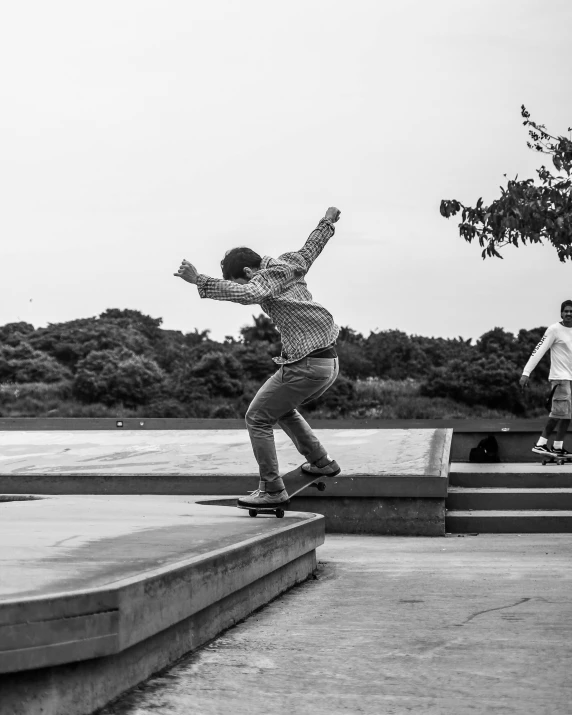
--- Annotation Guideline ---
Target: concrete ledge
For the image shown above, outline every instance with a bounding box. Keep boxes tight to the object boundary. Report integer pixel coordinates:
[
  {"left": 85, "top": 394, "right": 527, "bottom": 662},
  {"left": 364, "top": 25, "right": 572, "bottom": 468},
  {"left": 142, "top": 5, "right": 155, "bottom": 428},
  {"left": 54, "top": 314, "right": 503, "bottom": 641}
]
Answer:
[
  {"left": 0, "top": 428, "right": 452, "bottom": 537},
  {"left": 446, "top": 510, "right": 572, "bottom": 533},
  {"left": 0, "top": 551, "right": 317, "bottom": 715},
  {"left": 450, "top": 462, "right": 572, "bottom": 488},
  {"left": 450, "top": 430, "right": 551, "bottom": 463},
  {"left": 0, "top": 472, "right": 448, "bottom": 497},
  {"left": 447, "top": 487, "right": 572, "bottom": 511},
  {"left": 290, "top": 497, "right": 445, "bottom": 535},
  {"left": 0, "top": 428, "right": 452, "bottom": 500},
  {"left": 200, "top": 497, "right": 445, "bottom": 536},
  {"left": 0, "top": 496, "right": 324, "bottom": 675}
]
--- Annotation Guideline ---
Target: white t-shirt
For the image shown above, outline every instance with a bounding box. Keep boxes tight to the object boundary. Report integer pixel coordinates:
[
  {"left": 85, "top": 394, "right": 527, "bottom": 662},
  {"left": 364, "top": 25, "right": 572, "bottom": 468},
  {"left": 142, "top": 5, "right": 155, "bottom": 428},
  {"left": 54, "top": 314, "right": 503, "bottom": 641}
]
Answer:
[{"left": 522, "top": 322, "right": 572, "bottom": 380}]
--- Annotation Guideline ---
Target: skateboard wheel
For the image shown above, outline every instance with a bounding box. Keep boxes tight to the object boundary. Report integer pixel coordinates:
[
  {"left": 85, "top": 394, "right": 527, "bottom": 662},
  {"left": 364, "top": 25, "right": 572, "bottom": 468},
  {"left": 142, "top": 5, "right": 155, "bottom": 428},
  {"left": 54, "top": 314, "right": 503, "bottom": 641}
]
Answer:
[
  {"left": 248, "top": 509, "right": 258, "bottom": 517},
  {"left": 275, "top": 509, "right": 285, "bottom": 518},
  {"left": 542, "top": 460, "right": 547, "bottom": 465},
  {"left": 317, "top": 481, "right": 326, "bottom": 491}
]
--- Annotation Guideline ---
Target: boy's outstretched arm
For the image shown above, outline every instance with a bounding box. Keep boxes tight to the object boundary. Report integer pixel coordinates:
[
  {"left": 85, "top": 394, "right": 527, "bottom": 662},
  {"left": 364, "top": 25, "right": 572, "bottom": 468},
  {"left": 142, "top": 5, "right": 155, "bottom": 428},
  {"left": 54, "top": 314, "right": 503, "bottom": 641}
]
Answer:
[
  {"left": 283, "top": 207, "right": 341, "bottom": 273},
  {"left": 174, "top": 259, "right": 275, "bottom": 305}
]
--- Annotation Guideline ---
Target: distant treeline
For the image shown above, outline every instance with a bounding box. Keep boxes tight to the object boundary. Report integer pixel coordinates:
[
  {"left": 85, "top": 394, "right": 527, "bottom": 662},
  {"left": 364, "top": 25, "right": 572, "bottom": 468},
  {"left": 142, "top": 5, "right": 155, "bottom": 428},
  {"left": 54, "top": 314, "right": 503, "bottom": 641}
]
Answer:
[{"left": 0, "top": 309, "right": 551, "bottom": 419}]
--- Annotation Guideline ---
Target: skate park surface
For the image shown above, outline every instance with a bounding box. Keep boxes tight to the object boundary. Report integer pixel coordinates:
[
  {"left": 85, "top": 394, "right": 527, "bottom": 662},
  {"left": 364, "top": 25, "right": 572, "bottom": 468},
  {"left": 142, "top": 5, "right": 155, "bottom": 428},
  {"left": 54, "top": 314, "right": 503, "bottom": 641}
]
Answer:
[
  {"left": 0, "top": 426, "right": 448, "bottom": 485},
  {"left": 1, "top": 426, "right": 570, "bottom": 713},
  {"left": 0, "top": 427, "right": 451, "bottom": 536},
  {"left": 100, "top": 533, "right": 572, "bottom": 715}
]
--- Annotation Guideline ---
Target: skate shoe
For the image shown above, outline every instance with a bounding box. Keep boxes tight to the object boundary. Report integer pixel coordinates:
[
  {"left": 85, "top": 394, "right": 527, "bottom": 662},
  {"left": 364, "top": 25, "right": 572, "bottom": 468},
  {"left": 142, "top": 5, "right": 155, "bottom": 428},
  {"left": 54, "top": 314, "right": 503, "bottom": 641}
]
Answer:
[
  {"left": 552, "top": 447, "right": 572, "bottom": 459},
  {"left": 237, "top": 488, "right": 289, "bottom": 508},
  {"left": 532, "top": 444, "right": 555, "bottom": 456},
  {"left": 301, "top": 458, "right": 341, "bottom": 477}
]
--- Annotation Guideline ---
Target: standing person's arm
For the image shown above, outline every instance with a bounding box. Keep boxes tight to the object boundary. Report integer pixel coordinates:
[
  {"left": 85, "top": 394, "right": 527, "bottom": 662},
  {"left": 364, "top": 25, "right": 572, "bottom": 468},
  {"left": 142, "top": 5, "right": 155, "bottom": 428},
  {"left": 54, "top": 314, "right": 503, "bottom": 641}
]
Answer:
[
  {"left": 280, "top": 207, "right": 341, "bottom": 274},
  {"left": 519, "top": 328, "right": 555, "bottom": 388}
]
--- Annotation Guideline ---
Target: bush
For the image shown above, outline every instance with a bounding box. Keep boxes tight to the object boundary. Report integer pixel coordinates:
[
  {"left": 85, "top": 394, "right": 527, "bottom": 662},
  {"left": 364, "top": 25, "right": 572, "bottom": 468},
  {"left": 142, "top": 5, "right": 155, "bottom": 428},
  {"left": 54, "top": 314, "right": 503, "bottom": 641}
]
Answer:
[
  {"left": 0, "top": 343, "right": 71, "bottom": 383},
  {"left": 337, "top": 342, "right": 374, "bottom": 379},
  {"left": 73, "top": 349, "right": 165, "bottom": 407},
  {"left": 303, "top": 374, "right": 356, "bottom": 416},
  {"left": 210, "top": 403, "right": 240, "bottom": 418},
  {"left": 0, "top": 322, "right": 35, "bottom": 346},
  {"left": 29, "top": 317, "right": 152, "bottom": 369},
  {"left": 421, "top": 355, "right": 526, "bottom": 413},
  {"left": 145, "top": 398, "right": 189, "bottom": 418},
  {"left": 189, "top": 351, "right": 244, "bottom": 398},
  {"left": 234, "top": 345, "right": 276, "bottom": 381}
]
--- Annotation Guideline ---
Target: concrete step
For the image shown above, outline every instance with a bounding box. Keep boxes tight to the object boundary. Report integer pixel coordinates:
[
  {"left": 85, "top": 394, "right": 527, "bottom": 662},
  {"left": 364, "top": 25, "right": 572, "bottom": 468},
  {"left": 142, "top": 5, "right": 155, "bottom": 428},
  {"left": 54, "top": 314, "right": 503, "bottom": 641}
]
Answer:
[
  {"left": 450, "top": 462, "right": 572, "bottom": 489},
  {"left": 446, "top": 487, "right": 572, "bottom": 511},
  {"left": 446, "top": 510, "right": 572, "bottom": 533}
]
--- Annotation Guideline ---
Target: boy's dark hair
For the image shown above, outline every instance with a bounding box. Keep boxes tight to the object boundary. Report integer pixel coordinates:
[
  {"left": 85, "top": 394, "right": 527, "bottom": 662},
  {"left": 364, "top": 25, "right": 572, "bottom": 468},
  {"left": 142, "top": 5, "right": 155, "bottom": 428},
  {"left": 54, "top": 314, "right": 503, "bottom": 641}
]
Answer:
[
  {"left": 221, "top": 247, "right": 262, "bottom": 280},
  {"left": 561, "top": 300, "right": 572, "bottom": 313}
]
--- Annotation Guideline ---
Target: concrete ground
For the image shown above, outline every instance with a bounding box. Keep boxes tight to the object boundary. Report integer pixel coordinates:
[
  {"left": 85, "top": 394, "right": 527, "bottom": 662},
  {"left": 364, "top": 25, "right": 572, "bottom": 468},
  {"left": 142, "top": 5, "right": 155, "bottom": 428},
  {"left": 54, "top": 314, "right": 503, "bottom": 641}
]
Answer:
[{"left": 101, "top": 534, "right": 572, "bottom": 715}]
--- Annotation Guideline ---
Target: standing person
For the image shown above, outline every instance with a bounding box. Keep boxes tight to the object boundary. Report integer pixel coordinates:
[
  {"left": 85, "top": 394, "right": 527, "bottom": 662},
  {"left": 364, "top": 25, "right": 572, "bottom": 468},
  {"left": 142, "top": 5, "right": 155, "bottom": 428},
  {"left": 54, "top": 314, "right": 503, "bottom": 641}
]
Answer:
[
  {"left": 174, "top": 208, "right": 342, "bottom": 509},
  {"left": 520, "top": 300, "right": 572, "bottom": 457}
]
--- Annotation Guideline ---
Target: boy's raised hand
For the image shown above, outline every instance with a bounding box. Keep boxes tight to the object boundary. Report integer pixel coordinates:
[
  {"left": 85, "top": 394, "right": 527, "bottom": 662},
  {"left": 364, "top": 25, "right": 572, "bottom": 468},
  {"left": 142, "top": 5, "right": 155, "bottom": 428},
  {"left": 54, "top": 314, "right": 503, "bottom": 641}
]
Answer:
[
  {"left": 325, "top": 207, "right": 341, "bottom": 223},
  {"left": 174, "top": 259, "right": 199, "bottom": 285}
]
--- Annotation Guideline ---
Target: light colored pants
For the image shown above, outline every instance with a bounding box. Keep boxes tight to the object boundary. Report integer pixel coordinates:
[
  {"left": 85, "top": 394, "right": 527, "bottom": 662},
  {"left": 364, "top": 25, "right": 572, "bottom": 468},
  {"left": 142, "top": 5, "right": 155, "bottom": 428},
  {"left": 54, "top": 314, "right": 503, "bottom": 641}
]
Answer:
[
  {"left": 549, "top": 379, "right": 572, "bottom": 419},
  {"left": 245, "top": 356, "right": 339, "bottom": 491}
]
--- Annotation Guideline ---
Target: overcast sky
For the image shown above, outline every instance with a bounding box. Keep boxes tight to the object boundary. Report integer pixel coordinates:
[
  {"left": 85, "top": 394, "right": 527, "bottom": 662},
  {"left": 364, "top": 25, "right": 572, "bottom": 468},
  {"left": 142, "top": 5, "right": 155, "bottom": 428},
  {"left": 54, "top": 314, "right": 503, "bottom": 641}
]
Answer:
[{"left": 1, "top": 0, "right": 571, "bottom": 343}]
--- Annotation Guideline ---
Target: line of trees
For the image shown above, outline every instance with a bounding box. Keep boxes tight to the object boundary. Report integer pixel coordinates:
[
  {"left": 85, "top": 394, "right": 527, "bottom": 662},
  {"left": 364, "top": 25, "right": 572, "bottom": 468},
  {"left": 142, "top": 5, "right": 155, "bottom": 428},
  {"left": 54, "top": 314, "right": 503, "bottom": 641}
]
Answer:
[{"left": 0, "top": 309, "right": 551, "bottom": 419}]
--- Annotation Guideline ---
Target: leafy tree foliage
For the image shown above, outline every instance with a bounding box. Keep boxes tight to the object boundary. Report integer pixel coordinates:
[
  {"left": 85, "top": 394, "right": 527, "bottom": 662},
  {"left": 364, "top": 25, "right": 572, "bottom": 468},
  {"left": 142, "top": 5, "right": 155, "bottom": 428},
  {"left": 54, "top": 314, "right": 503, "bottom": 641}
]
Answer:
[
  {"left": 303, "top": 374, "right": 356, "bottom": 416},
  {"left": 190, "top": 351, "right": 244, "bottom": 398},
  {"left": 240, "top": 314, "right": 281, "bottom": 345},
  {"left": 239, "top": 314, "right": 281, "bottom": 359},
  {"left": 0, "top": 310, "right": 557, "bottom": 417},
  {"left": 29, "top": 317, "right": 152, "bottom": 368},
  {"left": 440, "top": 106, "right": 572, "bottom": 260},
  {"left": 233, "top": 344, "right": 276, "bottom": 381},
  {"left": 476, "top": 326, "right": 549, "bottom": 382},
  {"left": 421, "top": 326, "right": 551, "bottom": 412},
  {"left": 98, "top": 309, "right": 163, "bottom": 343},
  {"left": 363, "top": 330, "right": 472, "bottom": 380},
  {"left": 336, "top": 328, "right": 374, "bottom": 380},
  {"left": 0, "top": 343, "right": 71, "bottom": 383},
  {"left": 421, "top": 355, "right": 526, "bottom": 414},
  {"left": 73, "top": 348, "right": 165, "bottom": 406},
  {"left": 0, "top": 322, "right": 35, "bottom": 347}
]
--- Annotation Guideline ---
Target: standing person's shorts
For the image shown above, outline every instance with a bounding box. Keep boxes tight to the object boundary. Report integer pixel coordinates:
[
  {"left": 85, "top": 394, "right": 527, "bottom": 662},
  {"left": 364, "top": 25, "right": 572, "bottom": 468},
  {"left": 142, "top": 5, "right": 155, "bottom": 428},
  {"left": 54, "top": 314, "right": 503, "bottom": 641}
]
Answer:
[{"left": 549, "top": 380, "right": 572, "bottom": 419}]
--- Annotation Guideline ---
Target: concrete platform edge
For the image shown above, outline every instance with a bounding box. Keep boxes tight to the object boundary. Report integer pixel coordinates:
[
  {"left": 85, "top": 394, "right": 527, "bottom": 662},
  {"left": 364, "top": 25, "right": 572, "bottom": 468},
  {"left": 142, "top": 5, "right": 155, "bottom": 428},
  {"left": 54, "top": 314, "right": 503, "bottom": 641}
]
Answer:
[
  {"left": 0, "top": 473, "right": 448, "bottom": 497},
  {"left": 0, "top": 514, "right": 325, "bottom": 673},
  {"left": 0, "top": 551, "right": 318, "bottom": 715}
]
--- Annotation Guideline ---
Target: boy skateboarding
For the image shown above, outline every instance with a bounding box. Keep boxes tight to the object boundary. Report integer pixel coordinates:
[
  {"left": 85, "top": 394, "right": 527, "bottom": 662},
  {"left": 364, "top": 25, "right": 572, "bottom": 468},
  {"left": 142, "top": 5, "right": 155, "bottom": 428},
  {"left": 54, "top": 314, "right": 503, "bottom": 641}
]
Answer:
[
  {"left": 520, "top": 300, "right": 572, "bottom": 458},
  {"left": 174, "top": 208, "right": 342, "bottom": 509}
]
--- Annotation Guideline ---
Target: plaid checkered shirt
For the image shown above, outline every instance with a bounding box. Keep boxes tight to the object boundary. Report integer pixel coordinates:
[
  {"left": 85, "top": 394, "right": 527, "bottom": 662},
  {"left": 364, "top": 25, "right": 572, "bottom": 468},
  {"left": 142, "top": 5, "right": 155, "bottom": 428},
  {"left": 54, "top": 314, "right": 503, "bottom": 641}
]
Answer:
[{"left": 196, "top": 218, "right": 339, "bottom": 364}]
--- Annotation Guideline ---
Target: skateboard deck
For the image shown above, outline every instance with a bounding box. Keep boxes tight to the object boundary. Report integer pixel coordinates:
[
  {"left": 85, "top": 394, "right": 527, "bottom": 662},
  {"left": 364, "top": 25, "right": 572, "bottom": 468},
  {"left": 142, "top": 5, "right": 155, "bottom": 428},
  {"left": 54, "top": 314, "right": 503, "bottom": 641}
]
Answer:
[{"left": 237, "top": 464, "right": 328, "bottom": 519}]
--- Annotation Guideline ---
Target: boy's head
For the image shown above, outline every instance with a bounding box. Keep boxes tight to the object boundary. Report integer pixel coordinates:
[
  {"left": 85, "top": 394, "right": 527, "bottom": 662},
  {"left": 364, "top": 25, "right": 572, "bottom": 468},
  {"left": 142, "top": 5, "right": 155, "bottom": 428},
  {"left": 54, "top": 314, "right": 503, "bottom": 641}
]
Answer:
[{"left": 221, "top": 247, "right": 262, "bottom": 283}]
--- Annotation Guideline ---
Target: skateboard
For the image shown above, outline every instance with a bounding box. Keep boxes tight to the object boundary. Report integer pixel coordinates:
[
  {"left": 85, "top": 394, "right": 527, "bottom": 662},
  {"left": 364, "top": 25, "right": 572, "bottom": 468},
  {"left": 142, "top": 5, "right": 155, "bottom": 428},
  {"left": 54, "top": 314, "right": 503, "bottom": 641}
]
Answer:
[
  {"left": 237, "top": 465, "right": 327, "bottom": 519},
  {"left": 541, "top": 455, "right": 572, "bottom": 466}
]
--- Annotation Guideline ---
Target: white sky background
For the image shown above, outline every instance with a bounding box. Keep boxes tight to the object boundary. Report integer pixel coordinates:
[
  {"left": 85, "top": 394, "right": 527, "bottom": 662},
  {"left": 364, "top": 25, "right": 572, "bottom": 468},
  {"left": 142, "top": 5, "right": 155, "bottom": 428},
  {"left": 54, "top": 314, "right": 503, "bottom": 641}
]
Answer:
[{"left": 1, "top": 0, "right": 571, "bottom": 343}]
